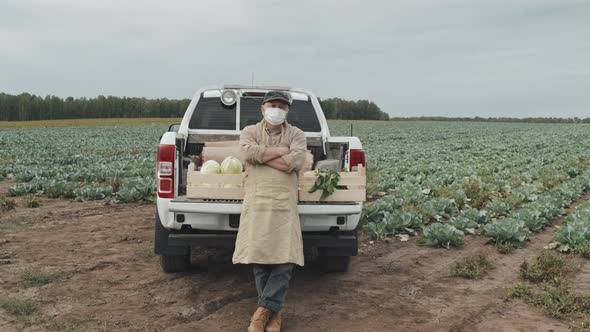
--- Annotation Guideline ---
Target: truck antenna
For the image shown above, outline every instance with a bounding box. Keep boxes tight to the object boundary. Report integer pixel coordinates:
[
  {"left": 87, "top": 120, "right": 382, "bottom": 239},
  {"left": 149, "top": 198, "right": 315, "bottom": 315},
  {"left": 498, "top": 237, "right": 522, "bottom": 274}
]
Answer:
[{"left": 251, "top": 72, "right": 254, "bottom": 87}]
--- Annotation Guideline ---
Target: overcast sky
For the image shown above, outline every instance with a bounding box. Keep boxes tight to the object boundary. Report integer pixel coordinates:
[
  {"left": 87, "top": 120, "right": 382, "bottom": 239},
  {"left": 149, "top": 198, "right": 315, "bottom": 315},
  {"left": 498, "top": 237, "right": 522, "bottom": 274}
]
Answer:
[{"left": 1, "top": 0, "right": 589, "bottom": 117}]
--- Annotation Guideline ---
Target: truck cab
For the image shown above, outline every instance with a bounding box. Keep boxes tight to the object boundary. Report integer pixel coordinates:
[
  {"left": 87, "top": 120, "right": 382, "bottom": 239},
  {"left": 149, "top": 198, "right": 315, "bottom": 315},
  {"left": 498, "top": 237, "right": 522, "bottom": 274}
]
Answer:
[{"left": 155, "top": 85, "right": 366, "bottom": 272}]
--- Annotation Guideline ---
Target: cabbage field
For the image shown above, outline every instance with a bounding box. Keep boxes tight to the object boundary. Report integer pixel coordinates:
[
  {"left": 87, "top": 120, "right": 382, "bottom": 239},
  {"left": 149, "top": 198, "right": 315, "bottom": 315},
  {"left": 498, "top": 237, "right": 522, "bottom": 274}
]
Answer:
[
  {"left": 1, "top": 121, "right": 589, "bottom": 253},
  {"left": 328, "top": 121, "right": 590, "bottom": 253},
  {"left": 0, "top": 124, "right": 161, "bottom": 203}
]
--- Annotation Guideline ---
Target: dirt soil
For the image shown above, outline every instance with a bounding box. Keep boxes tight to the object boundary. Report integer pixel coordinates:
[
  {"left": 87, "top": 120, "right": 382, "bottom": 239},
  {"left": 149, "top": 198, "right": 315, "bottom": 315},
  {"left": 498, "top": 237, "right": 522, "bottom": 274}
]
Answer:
[{"left": 0, "top": 179, "right": 588, "bottom": 332}]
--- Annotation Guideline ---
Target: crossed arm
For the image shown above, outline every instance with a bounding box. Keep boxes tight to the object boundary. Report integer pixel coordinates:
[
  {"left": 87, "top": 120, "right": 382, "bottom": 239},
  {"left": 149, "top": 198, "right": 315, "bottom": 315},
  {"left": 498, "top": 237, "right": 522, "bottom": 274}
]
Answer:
[
  {"left": 240, "top": 128, "right": 307, "bottom": 173},
  {"left": 260, "top": 147, "right": 290, "bottom": 172}
]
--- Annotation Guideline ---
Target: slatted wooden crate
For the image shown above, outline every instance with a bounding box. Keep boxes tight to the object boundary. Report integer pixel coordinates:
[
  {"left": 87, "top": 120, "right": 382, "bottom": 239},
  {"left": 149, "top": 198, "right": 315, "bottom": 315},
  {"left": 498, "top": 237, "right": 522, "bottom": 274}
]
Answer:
[
  {"left": 298, "top": 164, "right": 366, "bottom": 202},
  {"left": 186, "top": 161, "right": 365, "bottom": 202},
  {"left": 186, "top": 167, "right": 246, "bottom": 200}
]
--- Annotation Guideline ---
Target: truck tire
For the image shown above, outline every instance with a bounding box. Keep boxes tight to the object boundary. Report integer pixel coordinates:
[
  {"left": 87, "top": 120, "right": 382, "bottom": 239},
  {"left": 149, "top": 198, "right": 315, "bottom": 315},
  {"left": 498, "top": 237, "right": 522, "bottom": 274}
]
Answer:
[
  {"left": 319, "top": 255, "right": 350, "bottom": 273},
  {"left": 160, "top": 252, "right": 190, "bottom": 273},
  {"left": 154, "top": 212, "right": 190, "bottom": 273}
]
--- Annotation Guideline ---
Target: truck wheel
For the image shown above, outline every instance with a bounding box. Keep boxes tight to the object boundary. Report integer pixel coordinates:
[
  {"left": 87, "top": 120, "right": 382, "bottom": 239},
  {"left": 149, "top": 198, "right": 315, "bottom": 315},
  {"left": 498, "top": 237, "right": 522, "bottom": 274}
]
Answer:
[
  {"left": 160, "top": 251, "right": 190, "bottom": 273},
  {"left": 155, "top": 212, "right": 190, "bottom": 273},
  {"left": 319, "top": 255, "right": 350, "bottom": 273}
]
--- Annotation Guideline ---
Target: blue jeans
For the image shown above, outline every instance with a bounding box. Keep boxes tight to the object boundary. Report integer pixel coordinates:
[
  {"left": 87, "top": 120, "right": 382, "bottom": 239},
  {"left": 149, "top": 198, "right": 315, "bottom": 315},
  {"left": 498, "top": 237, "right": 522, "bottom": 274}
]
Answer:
[{"left": 253, "top": 263, "right": 295, "bottom": 312}]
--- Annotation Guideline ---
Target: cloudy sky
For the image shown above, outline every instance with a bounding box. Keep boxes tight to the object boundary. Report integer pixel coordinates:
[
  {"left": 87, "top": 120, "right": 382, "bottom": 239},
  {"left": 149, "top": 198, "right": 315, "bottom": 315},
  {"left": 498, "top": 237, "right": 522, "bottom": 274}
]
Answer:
[{"left": 1, "top": 0, "right": 589, "bottom": 117}]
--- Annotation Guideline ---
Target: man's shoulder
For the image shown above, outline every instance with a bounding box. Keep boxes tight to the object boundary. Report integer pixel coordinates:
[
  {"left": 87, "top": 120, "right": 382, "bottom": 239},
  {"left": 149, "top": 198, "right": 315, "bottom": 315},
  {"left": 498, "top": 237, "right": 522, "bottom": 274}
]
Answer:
[
  {"left": 285, "top": 122, "right": 304, "bottom": 136},
  {"left": 242, "top": 122, "right": 262, "bottom": 135}
]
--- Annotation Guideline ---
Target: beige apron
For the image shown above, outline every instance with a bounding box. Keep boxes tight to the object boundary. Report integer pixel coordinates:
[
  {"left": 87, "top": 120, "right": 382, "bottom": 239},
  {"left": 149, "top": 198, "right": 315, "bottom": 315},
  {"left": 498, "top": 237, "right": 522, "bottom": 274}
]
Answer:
[{"left": 232, "top": 125, "right": 304, "bottom": 266}]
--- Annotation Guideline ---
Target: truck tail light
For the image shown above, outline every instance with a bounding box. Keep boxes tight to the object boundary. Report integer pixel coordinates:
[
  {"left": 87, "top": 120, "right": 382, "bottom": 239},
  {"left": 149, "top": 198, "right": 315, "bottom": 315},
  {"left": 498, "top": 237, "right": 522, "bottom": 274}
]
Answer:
[
  {"left": 349, "top": 149, "right": 366, "bottom": 171},
  {"left": 157, "top": 144, "right": 175, "bottom": 198}
]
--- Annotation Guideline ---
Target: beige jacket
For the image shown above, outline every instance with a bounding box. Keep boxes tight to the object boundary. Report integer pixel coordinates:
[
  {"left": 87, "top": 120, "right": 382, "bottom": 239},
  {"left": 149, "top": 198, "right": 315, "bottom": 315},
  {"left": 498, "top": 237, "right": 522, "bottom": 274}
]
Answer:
[{"left": 240, "top": 120, "right": 307, "bottom": 173}]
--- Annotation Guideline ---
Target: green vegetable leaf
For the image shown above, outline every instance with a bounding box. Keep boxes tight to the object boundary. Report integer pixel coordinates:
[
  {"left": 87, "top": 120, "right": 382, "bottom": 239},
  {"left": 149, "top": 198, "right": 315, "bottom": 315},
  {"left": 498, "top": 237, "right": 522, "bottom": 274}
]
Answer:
[{"left": 308, "top": 168, "right": 340, "bottom": 200}]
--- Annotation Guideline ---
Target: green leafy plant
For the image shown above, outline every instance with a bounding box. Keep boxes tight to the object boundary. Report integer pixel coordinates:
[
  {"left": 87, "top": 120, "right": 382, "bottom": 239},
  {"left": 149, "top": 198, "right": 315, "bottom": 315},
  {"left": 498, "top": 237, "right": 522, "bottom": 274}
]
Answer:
[
  {"left": 486, "top": 199, "right": 511, "bottom": 218},
  {"left": 418, "top": 223, "right": 464, "bottom": 248},
  {"left": 45, "top": 180, "right": 68, "bottom": 198},
  {"left": 359, "top": 196, "right": 403, "bottom": 226},
  {"left": 461, "top": 207, "right": 490, "bottom": 225},
  {"left": 554, "top": 201, "right": 590, "bottom": 253},
  {"left": 532, "top": 196, "right": 564, "bottom": 219},
  {"left": 8, "top": 183, "right": 35, "bottom": 196},
  {"left": 510, "top": 208, "right": 548, "bottom": 232},
  {"left": 483, "top": 218, "right": 530, "bottom": 246},
  {"left": 74, "top": 185, "right": 113, "bottom": 202},
  {"left": 449, "top": 216, "right": 480, "bottom": 234},
  {"left": 422, "top": 197, "right": 456, "bottom": 220},
  {"left": 362, "top": 210, "right": 423, "bottom": 240},
  {"left": 114, "top": 177, "right": 156, "bottom": 203},
  {"left": 308, "top": 168, "right": 340, "bottom": 201},
  {"left": 363, "top": 221, "right": 391, "bottom": 241}
]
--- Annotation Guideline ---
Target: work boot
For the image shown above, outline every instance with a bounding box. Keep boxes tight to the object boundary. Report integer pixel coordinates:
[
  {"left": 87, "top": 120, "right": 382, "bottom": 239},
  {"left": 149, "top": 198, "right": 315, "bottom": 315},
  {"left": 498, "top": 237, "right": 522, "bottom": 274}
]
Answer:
[
  {"left": 265, "top": 311, "right": 282, "bottom": 332},
  {"left": 248, "top": 306, "right": 273, "bottom": 332}
]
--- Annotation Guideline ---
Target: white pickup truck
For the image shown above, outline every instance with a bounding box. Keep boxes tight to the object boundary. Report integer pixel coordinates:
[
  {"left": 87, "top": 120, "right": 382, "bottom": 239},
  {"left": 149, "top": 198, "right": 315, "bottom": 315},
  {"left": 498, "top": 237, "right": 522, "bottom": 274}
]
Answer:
[{"left": 154, "top": 85, "right": 366, "bottom": 273}]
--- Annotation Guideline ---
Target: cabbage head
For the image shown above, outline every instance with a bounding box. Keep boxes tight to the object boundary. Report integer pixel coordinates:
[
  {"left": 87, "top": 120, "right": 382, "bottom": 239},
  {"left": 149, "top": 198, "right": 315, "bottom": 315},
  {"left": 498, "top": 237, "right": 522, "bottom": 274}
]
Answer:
[
  {"left": 220, "top": 157, "right": 243, "bottom": 174},
  {"left": 201, "top": 160, "right": 221, "bottom": 174}
]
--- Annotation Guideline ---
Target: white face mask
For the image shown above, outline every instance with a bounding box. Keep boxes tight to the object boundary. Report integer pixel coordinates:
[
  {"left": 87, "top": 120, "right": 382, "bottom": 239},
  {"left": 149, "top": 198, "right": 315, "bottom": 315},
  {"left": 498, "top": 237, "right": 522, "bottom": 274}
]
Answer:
[{"left": 263, "top": 107, "right": 287, "bottom": 126}]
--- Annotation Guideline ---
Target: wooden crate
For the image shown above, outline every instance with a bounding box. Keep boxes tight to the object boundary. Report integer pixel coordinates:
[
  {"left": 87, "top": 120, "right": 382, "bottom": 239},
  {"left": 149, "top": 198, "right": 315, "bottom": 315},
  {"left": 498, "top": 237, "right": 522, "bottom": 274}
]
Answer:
[
  {"left": 186, "top": 169, "right": 245, "bottom": 200},
  {"left": 186, "top": 163, "right": 366, "bottom": 202},
  {"left": 298, "top": 164, "right": 366, "bottom": 202}
]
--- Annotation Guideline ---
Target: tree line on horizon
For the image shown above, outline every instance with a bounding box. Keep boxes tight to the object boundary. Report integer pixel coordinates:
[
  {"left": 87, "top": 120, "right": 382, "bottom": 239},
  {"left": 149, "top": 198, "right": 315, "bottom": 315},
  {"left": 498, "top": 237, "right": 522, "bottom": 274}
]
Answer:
[
  {"left": 0, "top": 92, "right": 188, "bottom": 121},
  {"left": 0, "top": 92, "right": 586, "bottom": 123},
  {"left": 318, "top": 97, "right": 390, "bottom": 120},
  {"left": 0, "top": 92, "right": 389, "bottom": 122}
]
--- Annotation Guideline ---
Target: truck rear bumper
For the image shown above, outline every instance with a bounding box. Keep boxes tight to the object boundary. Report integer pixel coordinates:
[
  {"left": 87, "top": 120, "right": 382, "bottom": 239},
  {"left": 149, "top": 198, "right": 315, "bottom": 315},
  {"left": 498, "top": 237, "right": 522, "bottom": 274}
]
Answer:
[
  {"left": 167, "top": 231, "right": 358, "bottom": 256},
  {"left": 158, "top": 199, "right": 363, "bottom": 232},
  {"left": 168, "top": 199, "right": 362, "bottom": 215}
]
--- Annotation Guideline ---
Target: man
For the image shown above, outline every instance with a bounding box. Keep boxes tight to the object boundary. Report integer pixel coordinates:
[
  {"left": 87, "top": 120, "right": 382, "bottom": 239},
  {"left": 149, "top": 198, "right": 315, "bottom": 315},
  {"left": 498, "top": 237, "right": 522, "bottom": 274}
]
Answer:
[{"left": 232, "top": 90, "right": 307, "bottom": 332}]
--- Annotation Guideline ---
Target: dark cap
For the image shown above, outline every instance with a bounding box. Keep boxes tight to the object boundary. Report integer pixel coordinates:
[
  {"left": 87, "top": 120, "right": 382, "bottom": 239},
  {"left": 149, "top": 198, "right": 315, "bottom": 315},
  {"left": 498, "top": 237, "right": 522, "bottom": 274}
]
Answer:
[{"left": 262, "top": 90, "right": 292, "bottom": 106}]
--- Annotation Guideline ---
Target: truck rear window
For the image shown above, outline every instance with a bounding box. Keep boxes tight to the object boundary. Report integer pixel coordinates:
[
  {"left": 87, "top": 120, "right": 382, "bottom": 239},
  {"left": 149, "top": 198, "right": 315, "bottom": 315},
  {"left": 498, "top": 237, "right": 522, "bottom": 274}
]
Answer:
[
  {"left": 188, "top": 97, "right": 236, "bottom": 130},
  {"left": 240, "top": 97, "right": 322, "bottom": 132}
]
